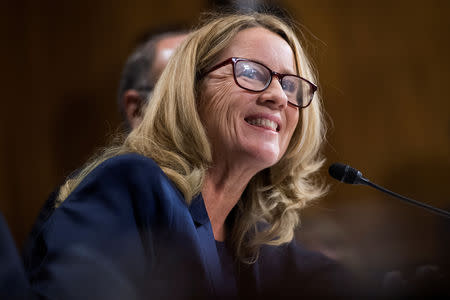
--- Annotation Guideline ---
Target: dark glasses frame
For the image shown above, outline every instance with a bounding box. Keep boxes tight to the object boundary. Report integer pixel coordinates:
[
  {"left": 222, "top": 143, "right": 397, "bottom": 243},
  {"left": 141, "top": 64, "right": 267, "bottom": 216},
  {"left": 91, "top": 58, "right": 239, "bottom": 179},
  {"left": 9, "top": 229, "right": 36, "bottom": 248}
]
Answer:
[{"left": 203, "top": 57, "right": 317, "bottom": 108}]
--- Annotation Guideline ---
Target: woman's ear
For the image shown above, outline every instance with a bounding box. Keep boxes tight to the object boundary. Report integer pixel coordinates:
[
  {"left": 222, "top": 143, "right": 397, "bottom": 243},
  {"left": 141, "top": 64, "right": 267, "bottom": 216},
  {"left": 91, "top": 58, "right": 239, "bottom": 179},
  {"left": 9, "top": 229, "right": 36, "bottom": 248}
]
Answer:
[{"left": 122, "top": 90, "right": 144, "bottom": 129}]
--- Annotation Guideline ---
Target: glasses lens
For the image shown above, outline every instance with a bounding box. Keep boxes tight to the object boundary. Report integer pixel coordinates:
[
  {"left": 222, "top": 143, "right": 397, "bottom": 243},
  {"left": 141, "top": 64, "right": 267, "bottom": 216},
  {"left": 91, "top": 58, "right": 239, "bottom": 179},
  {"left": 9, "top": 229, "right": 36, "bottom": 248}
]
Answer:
[
  {"left": 282, "top": 76, "right": 313, "bottom": 108},
  {"left": 234, "top": 59, "right": 314, "bottom": 108},
  {"left": 234, "top": 60, "right": 270, "bottom": 91}
]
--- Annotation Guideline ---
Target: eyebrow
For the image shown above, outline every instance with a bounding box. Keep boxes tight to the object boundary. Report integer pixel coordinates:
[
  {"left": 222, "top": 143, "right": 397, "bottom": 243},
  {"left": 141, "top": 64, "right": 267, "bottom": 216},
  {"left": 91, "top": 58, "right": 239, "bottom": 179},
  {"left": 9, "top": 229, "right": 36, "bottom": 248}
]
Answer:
[{"left": 251, "top": 57, "right": 297, "bottom": 76}]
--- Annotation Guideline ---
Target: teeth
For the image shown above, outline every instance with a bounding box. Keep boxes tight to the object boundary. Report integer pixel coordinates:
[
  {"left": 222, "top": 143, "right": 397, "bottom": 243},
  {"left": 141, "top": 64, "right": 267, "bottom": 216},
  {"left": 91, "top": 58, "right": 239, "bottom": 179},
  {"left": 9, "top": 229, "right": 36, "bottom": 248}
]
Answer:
[{"left": 246, "top": 118, "right": 278, "bottom": 131}]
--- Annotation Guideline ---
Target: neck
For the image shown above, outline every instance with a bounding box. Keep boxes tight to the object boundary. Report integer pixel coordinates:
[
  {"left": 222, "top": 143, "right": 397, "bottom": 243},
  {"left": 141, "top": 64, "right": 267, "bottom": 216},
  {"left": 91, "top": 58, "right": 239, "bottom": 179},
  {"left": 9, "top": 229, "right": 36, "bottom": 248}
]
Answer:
[{"left": 201, "top": 162, "right": 256, "bottom": 242}]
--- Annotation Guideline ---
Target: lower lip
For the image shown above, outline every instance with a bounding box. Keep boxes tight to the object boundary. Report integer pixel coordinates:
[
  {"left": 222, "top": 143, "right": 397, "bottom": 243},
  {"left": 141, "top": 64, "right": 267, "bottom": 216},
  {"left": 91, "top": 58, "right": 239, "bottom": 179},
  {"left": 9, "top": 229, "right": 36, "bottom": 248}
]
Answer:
[{"left": 244, "top": 120, "right": 278, "bottom": 134}]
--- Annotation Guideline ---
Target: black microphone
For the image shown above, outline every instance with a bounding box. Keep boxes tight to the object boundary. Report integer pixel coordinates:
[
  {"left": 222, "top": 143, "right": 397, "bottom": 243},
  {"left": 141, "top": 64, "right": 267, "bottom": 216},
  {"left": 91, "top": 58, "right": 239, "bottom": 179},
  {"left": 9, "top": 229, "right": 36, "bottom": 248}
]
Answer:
[{"left": 328, "top": 163, "right": 450, "bottom": 219}]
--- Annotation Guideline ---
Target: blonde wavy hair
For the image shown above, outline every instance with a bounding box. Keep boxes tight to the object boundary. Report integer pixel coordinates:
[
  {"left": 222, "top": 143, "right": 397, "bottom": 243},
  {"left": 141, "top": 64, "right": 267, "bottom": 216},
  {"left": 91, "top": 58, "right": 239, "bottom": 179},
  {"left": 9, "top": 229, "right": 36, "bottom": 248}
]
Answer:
[{"left": 57, "top": 12, "right": 327, "bottom": 263}]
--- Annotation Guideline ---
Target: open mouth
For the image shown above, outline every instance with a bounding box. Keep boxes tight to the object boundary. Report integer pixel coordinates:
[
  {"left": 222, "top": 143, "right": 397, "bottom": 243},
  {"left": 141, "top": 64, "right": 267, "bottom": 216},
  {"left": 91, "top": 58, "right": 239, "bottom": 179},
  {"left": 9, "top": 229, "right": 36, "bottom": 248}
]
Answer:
[{"left": 245, "top": 117, "right": 280, "bottom": 132}]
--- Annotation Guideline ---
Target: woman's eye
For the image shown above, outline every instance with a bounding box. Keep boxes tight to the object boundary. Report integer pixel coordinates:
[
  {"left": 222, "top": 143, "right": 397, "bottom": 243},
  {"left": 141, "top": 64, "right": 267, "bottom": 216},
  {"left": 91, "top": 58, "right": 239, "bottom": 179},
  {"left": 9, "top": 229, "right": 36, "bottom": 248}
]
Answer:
[
  {"left": 241, "top": 68, "right": 258, "bottom": 78},
  {"left": 235, "top": 60, "right": 270, "bottom": 83},
  {"left": 282, "top": 79, "right": 297, "bottom": 93}
]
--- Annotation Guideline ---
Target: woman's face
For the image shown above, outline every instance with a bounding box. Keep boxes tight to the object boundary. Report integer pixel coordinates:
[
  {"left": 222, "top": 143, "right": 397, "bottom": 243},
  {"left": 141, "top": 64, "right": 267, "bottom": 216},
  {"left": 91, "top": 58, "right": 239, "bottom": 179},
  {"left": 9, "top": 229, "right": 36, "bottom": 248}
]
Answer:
[{"left": 199, "top": 27, "right": 299, "bottom": 172}]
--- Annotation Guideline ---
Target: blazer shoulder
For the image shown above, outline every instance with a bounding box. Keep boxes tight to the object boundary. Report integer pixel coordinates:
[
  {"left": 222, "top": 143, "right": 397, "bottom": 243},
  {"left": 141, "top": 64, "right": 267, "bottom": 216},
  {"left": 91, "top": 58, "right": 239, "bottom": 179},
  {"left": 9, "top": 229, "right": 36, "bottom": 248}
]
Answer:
[
  {"left": 93, "top": 153, "right": 165, "bottom": 177},
  {"left": 58, "top": 152, "right": 185, "bottom": 216},
  {"left": 73, "top": 153, "right": 173, "bottom": 194}
]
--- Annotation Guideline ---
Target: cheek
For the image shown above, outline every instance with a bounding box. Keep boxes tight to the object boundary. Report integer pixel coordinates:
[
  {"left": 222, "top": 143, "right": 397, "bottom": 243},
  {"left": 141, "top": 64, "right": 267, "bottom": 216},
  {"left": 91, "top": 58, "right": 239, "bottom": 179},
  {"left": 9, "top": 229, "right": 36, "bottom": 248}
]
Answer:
[
  {"left": 199, "top": 80, "right": 235, "bottom": 134},
  {"left": 287, "top": 108, "right": 299, "bottom": 132},
  {"left": 283, "top": 109, "right": 300, "bottom": 146}
]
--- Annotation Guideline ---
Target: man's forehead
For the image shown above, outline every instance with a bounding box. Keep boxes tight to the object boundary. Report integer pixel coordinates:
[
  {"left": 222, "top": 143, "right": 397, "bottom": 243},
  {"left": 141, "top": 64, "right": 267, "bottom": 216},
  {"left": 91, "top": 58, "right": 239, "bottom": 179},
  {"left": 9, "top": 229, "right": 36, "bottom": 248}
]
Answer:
[
  {"left": 149, "top": 34, "right": 187, "bottom": 83},
  {"left": 156, "top": 34, "right": 187, "bottom": 52},
  {"left": 149, "top": 33, "right": 187, "bottom": 85}
]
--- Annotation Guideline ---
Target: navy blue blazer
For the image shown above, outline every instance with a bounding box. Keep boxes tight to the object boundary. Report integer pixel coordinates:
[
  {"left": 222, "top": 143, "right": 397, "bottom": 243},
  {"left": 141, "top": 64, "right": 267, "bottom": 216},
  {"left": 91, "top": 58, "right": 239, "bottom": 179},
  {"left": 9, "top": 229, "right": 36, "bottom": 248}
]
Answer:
[
  {"left": 25, "top": 153, "right": 357, "bottom": 299},
  {"left": 0, "top": 213, "right": 36, "bottom": 300}
]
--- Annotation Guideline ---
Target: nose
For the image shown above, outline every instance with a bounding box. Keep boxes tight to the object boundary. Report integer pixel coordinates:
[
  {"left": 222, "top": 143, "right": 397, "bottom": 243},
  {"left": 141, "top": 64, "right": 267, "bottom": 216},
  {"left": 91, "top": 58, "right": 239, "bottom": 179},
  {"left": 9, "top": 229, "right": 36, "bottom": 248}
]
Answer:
[{"left": 257, "top": 77, "right": 289, "bottom": 110}]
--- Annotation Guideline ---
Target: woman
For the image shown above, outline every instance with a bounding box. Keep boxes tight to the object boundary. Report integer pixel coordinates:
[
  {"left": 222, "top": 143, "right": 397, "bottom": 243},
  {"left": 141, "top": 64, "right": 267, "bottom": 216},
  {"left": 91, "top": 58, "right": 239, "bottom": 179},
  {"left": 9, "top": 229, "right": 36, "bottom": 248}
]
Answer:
[{"left": 28, "top": 12, "right": 354, "bottom": 300}]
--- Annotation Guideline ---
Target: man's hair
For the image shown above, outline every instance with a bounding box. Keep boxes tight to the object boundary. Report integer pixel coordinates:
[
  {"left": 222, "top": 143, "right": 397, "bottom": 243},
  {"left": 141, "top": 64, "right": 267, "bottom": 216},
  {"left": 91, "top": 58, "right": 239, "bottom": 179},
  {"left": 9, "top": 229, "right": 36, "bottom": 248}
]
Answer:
[
  {"left": 116, "top": 27, "right": 187, "bottom": 125},
  {"left": 58, "top": 12, "right": 327, "bottom": 263}
]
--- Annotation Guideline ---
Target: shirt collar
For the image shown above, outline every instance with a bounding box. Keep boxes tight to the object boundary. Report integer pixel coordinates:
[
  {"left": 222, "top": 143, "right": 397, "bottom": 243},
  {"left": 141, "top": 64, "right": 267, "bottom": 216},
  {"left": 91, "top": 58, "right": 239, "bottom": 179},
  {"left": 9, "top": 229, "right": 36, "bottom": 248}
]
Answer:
[{"left": 188, "top": 193, "right": 210, "bottom": 226}]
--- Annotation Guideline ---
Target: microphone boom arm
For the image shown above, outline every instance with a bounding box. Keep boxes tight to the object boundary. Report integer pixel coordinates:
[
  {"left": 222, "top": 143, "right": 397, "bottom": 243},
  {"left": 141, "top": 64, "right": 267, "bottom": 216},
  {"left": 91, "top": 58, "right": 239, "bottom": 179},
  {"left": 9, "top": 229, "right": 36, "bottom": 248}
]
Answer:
[
  {"left": 359, "top": 177, "right": 450, "bottom": 219},
  {"left": 329, "top": 162, "right": 450, "bottom": 219}
]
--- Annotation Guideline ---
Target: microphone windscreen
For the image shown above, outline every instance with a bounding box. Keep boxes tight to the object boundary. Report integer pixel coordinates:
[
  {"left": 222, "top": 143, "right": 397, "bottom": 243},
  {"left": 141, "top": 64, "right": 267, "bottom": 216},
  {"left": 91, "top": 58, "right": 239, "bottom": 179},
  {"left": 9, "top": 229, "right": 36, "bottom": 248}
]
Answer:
[{"left": 328, "top": 163, "right": 360, "bottom": 184}]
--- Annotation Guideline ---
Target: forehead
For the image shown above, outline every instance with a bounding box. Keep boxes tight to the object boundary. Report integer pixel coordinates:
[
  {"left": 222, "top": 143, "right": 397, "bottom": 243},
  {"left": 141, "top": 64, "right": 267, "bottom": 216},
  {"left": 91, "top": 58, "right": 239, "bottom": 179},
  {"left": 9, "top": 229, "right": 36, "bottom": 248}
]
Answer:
[
  {"left": 155, "top": 34, "right": 187, "bottom": 53},
  {"left": 220, "top": 27, "right": 296, "bottom": 74},
  {"left": 149, "top": 33, "right": 187, "bottom": 82}
]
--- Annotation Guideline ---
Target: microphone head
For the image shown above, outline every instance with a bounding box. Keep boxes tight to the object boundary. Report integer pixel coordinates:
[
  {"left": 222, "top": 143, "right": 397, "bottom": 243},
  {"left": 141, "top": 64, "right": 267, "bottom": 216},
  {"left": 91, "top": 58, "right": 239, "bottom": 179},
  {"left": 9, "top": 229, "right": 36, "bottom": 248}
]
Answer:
[{"left": 328, "top": 163, "right": 362, "bottom": 184}]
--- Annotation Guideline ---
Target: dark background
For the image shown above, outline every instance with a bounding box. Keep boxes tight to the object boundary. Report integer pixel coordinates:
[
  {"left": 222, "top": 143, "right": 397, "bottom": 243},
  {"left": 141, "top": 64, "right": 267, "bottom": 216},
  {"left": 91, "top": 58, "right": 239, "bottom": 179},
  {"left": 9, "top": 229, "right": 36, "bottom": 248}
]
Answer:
[{"left": 1, "top": 0, "right": 449, "bottom": 280}]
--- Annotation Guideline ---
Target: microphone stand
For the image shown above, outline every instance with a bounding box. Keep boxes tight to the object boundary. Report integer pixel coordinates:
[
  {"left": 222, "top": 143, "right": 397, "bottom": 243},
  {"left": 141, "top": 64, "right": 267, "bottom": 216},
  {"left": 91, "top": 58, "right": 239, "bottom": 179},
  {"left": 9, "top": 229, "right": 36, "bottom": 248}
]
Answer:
[{"left": 357, "top": 176, "right": 450, "bottom": 219}]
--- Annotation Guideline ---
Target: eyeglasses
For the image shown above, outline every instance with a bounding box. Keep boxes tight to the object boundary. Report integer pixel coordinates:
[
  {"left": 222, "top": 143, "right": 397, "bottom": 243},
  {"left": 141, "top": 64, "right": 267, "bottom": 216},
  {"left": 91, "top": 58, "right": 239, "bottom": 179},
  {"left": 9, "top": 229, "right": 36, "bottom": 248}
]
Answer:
[{"left": 203, "top": 57, "right": 317, "bottom": 108}]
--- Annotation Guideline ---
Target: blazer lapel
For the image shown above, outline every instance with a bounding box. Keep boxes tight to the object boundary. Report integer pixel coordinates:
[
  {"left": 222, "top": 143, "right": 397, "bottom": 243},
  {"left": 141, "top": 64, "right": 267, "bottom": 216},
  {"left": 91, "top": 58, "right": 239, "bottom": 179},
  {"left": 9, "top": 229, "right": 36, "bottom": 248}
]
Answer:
[{"left": 188, "top": 194, "right": 230, "bottom": 297}]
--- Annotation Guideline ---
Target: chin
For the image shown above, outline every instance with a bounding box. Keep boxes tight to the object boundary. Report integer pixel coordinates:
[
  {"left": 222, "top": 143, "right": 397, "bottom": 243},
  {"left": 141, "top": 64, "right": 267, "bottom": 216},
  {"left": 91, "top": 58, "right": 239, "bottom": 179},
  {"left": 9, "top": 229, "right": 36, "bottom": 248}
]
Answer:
[{"left": 246, "top": 144, "right": 282, "bottom": 169}]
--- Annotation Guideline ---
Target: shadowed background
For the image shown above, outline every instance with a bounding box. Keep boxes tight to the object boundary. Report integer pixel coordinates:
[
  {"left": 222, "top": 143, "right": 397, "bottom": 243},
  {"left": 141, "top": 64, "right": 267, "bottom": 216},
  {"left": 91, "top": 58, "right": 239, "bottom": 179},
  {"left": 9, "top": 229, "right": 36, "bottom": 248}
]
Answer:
[{"left": 1, "top": 0, "right": 449, "bottom": 281}]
